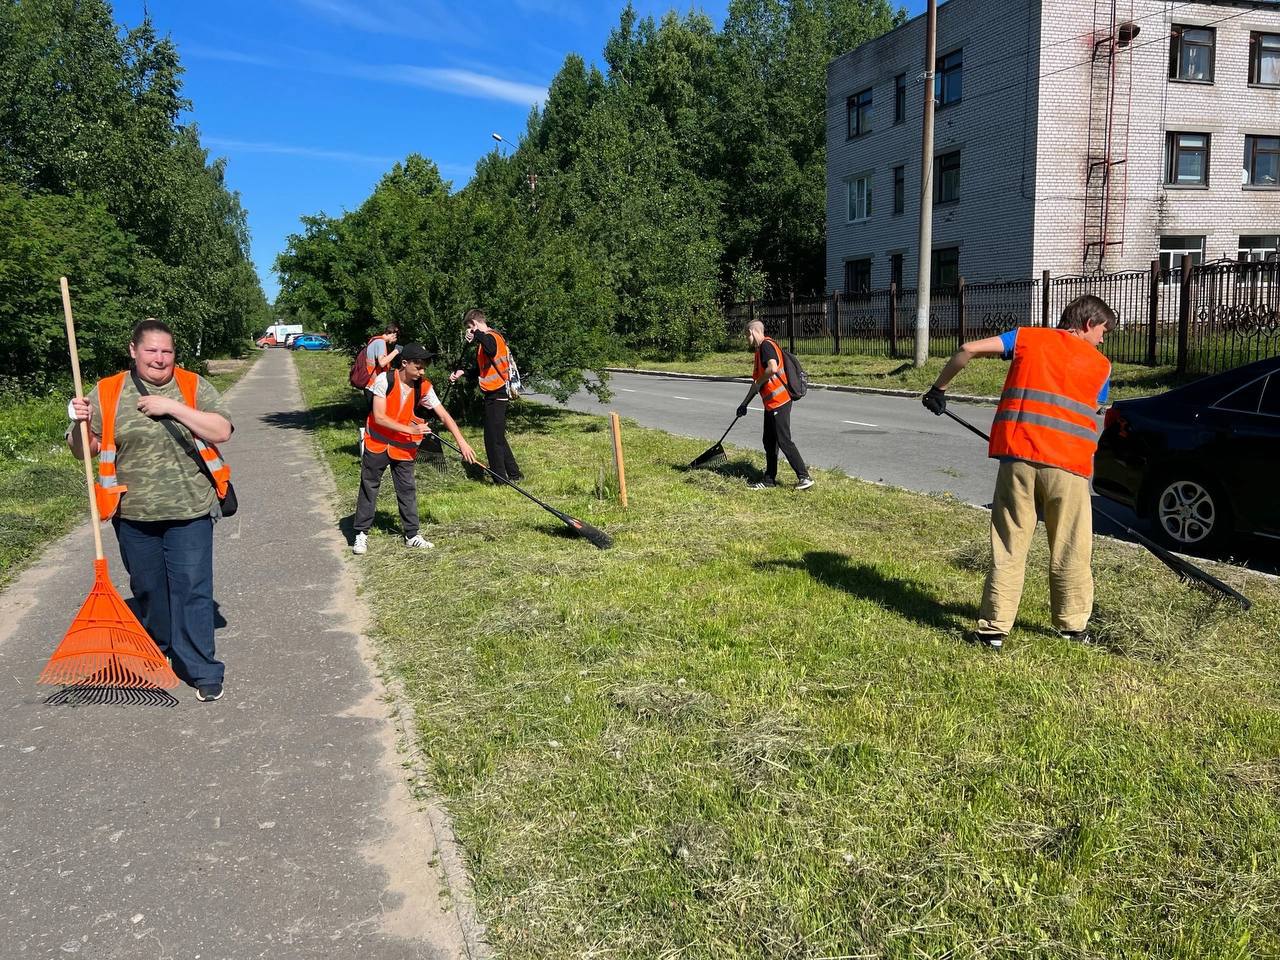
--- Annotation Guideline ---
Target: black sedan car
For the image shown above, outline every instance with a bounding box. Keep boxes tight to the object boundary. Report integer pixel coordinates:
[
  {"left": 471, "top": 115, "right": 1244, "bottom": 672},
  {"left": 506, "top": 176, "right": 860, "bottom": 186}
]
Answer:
[{"left": 1094, "top": 355, "right": 1280, "bottom": 549}]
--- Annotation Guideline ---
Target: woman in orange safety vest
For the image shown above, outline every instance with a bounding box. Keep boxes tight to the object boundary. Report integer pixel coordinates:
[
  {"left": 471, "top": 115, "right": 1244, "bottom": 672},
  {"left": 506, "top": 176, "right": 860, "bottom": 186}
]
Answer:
[{"left": 67, "top": 318, "right": 234, "bottom": 702}]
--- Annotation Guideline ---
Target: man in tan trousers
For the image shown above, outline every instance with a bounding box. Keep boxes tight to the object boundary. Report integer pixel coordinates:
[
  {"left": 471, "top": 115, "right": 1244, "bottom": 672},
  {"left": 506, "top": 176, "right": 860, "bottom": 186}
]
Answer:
[{"left": 922, "top": 295, "right": 1115, "bottom": 650}]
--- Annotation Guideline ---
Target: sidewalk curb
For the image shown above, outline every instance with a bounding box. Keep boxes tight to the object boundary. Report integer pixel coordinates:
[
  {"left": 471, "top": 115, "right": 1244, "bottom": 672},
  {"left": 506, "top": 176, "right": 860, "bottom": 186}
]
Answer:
[{"left": 603, "top": 366, "right": 1000, "bottom": 406}]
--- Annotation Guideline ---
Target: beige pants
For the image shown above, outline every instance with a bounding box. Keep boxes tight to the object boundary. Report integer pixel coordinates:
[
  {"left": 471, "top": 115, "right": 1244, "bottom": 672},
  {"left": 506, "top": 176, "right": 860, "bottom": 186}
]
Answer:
[{"left": 978, "top": 460, "right": 1093, "bottom": 636}]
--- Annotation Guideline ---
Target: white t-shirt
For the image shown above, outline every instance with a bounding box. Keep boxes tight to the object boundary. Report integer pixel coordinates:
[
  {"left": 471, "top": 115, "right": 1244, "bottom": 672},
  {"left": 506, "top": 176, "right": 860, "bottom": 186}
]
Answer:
[{"left": 369, "top": 373, "right": 439, "bottom": 410}]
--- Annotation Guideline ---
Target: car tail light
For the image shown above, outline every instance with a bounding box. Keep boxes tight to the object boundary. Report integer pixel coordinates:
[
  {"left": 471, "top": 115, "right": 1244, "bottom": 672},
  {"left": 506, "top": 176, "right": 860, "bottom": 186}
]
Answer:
[{"left": 1103, "top": 407, "right": 1128, "bottom": 437}]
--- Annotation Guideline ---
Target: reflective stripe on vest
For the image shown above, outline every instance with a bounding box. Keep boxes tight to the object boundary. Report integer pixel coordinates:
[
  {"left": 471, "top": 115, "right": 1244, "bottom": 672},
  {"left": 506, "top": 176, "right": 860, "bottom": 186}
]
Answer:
[
  {"left": 93, "top": 372, "right": 129, "bottom": 519},
  {"left": 988, "top": 327, "right": 1110, "bottom": 478},
  {"left": 478, "top": 331, "right": 511, "bottom": 393},
  {"left": 753, "top": 337, "right": 790, "bottom": 411},
  {"left": 364, "top": 372, "right": 427, "bottom": 461},
  {"left": 174, "top": 368, "right": 232, "bottom": 499}
]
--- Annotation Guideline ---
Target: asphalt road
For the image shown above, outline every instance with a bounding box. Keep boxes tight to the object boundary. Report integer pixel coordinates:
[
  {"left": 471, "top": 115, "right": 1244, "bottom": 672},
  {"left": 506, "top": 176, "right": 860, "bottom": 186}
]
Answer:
[
  {"left": 544, "top": 371, "right": 1278, "bottom": 576},
  {"left": 552, "top": 371, "right": 1006, "bottom": 505}
]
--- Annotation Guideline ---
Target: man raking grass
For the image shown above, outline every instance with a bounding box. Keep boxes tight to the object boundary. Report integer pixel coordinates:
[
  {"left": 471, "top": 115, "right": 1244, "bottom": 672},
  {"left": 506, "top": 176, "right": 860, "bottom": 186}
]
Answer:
[
  {"left": 922, "top": 295, "right": 1114, "bottom": 651},
  {"left": 352, "top": 343, "right": 475, "bottom": 555}
]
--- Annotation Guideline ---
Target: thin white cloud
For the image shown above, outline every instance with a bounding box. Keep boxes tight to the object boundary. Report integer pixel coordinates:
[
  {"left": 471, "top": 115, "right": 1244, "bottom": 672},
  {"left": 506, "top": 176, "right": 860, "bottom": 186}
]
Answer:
[
  {"left": 511, "top": 0, "right": 586, "bottom": 24},
  {"left": 294, "top": 0, "right": 484, "bottom": 44},
  {"left": 204, "top": 138, "right": 399, "bottom": 166},
  {"left": 373, "top": 66, "right": 548, "bottom": 106},
  {"left": 183, "top": 45, "right": 278, "bottom": 68}
]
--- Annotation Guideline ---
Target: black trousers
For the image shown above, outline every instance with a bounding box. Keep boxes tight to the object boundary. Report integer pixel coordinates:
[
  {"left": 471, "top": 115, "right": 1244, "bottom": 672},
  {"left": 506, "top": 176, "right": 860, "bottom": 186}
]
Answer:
[
  {"left": 354, "top": 448, "right": 419, "bottom": 538},
  {"left": 763, "top": 403, "right": 808, "bottom": 481},
  {"left": 482, "top": 391, "right": 521, "bottom": 480}
]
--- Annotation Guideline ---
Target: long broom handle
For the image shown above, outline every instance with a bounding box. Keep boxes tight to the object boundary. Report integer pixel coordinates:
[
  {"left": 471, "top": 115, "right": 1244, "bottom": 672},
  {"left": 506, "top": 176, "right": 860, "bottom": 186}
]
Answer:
[
  {"left": 432, "top": 433, "right": 564, "bottom": 516},
  {"left": 61, "top": 277, "right": 105, "bottom": 561},
  {"left": 716, "top": 414, "right": 742, "bottom": 446}
]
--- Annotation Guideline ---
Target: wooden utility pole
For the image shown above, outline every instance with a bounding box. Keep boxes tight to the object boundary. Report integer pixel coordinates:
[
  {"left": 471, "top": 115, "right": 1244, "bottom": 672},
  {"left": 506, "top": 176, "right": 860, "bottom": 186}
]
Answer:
[{"left": 913, "top": 0, "right": 938, "bottom": 367}]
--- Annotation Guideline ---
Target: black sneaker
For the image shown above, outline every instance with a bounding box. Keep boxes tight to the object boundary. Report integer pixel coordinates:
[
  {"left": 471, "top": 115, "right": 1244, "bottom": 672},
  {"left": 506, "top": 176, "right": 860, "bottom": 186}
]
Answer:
[
  {"left": 968, "top": 631, "right": 1005, "bottom": 651},
  {"left": 748, "top": 479, "right": 778, "bottom": 490},
  {"left": 196, "top": 683, "right": 224, "bottom": 702},
  {"left": 1059, "top": 630, "right": 1094, "bottom": 645},
  {"left": 509, "top": 472, "right": 524, "bottom": 482}
]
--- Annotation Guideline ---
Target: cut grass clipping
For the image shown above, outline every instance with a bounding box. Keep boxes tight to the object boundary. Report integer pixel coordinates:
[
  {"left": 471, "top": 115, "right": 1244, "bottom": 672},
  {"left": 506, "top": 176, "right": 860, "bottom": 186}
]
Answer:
[{"left": 294, "top": 350, "right": 1280, "bottom": 960}]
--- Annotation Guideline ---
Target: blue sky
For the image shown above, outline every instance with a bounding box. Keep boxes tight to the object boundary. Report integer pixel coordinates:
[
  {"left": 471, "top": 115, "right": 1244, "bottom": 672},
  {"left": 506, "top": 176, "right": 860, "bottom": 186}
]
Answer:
[{"left": 113, "top": 1, "right": 927, "bottom": 301}]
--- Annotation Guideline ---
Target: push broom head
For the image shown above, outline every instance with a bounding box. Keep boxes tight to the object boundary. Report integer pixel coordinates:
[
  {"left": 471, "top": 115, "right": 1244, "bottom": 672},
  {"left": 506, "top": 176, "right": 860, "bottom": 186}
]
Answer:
[
  {"left": 554, "top": 509, "right": 614, "bottom": 550},
  {"left": 689, "top": 442, "right": 727, "bottom": 470},
  {"left": 39, "top": 559, "right": 181, "bottom": 689}
]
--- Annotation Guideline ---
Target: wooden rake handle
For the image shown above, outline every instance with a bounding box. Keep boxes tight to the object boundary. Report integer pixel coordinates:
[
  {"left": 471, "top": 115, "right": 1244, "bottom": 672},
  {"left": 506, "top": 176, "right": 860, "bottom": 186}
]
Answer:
[{"left": 61, "top": 278, "right": 105, "bottom": 560}]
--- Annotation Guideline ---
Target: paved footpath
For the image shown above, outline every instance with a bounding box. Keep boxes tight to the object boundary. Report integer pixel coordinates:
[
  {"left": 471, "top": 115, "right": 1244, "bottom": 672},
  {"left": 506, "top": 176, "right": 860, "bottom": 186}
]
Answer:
[{"left": 0, "top": 350, "right": 477, "bottom": 959}]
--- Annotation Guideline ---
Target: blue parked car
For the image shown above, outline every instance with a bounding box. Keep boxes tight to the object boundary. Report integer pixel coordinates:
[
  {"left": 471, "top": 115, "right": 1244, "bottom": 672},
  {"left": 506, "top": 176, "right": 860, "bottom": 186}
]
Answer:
[{"left": 290, "top": 334, "right": 331, "bottom": 351}]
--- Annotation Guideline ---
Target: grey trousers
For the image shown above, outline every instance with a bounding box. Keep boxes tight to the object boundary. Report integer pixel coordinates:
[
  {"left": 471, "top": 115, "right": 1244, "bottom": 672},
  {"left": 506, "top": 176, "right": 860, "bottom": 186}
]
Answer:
[{"left": 354, "top": 448, "right": 419, "bottom": 538}]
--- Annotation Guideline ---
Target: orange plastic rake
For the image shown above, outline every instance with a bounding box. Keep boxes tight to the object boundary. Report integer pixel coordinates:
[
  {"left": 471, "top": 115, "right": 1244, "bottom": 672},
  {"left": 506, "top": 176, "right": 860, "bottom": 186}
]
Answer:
[{"left": 38, "top": 278, "right": 179, "bottom": 691}]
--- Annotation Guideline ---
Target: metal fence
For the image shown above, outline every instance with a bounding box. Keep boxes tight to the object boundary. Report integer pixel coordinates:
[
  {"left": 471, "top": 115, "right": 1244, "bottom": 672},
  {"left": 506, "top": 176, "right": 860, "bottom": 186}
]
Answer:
[{"left": 725, "top": 257, "right": 1280, "bottom": 375}]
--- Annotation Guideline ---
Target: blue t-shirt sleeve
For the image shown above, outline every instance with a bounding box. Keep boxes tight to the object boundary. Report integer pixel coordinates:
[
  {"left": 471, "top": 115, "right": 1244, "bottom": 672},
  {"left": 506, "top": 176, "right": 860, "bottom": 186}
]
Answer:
[
  {"left": 997, "top": 329, "right": 1018, "bottom": 360},
  {"left": 1097, "top": 378, "right": 1110, "bottom": 406}
]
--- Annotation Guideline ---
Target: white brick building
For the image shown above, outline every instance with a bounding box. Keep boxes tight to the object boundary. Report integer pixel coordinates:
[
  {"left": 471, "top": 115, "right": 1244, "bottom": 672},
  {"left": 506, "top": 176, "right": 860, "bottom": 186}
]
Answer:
[{"left": 826, "top": 0, "right": 1280, "bottom": 293}]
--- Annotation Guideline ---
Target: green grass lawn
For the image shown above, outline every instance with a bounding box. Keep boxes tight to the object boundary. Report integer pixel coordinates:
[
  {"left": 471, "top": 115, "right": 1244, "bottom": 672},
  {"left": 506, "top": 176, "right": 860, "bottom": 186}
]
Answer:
[
  {"left": 0, "top": 354, "right": 259, "bottom": 587},
  {"left": 294, "top": 350, "right": 1279, "bottom": 960},
  {"left": 614, "top": 352, "right": 1194, "bottom": 404}
]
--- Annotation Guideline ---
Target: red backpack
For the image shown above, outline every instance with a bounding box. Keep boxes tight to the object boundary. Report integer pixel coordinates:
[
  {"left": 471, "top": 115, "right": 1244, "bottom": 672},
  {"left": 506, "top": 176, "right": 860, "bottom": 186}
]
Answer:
[{"left": 348, "top": 339, "right": 374, "bottom": 390}]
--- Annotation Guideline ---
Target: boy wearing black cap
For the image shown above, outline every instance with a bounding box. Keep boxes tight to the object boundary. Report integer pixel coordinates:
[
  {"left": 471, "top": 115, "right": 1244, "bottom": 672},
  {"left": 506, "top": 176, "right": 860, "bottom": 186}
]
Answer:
[{"left": 352, "top": 343, "right": 476, "bottom": 554}]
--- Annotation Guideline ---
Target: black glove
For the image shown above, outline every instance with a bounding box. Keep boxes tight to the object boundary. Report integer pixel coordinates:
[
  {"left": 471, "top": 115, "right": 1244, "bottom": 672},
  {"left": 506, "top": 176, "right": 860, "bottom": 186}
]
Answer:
[
  {"left": 736, "top": 403, "right": 749, "bottom": 418},
  {"left": 922, "top": 386, "right": 947, "bottom": 416}
]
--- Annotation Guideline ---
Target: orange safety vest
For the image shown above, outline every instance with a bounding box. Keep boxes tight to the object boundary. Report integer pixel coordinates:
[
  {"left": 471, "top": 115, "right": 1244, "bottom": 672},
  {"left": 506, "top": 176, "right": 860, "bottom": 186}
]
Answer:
[
  {"left": 365, "top": 335, "right": 393, "bottom": 378},
  {"left": 93, "top": 368, "right": 232, "bottom": 521},
  {"left": 988, "top": 327, "right": 1111, "bottom": 478},
  {"left": 478, "top": 330, "right": 512, "bottom": 393},
  {"left": 365, "top": 371, "right": 429, "bottom": 461},
  {"left": 753, "top": 337, "right": 791, "bottom": 411}
]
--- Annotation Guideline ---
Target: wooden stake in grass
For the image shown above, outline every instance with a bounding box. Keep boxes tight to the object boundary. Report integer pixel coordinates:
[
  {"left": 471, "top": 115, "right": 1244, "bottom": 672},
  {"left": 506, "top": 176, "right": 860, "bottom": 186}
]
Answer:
[{"left": 610, "top": 412, "right": 628, "bottom": 508}]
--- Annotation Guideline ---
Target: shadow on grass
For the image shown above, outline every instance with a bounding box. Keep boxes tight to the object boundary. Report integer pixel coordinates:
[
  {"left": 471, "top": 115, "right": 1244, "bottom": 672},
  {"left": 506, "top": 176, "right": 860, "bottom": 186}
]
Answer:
[
  {"left": 676, "top": 459, "right": 765, "bottom": 482},
  {"left": 757, "top": 550, "right": 976, "bottom": 634}
]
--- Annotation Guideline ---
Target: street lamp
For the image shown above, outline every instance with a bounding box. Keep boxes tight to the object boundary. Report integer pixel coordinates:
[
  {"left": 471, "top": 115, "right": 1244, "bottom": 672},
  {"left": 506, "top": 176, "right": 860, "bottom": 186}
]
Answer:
[{"left": 489, "top": 132, "right": 538, "bottom": 198}]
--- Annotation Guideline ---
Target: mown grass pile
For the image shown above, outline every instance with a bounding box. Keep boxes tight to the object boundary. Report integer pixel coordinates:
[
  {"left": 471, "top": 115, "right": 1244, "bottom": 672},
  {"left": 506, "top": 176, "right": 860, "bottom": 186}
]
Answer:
[
  {"left": 616, "top": 352, "right": 1192, "bottom": 405},
  {"left": 0, "top": 356, "right": 258, "bottom": 586},
  {"left": 295, "top": 351, "right": 1279, "bottom": 959}
]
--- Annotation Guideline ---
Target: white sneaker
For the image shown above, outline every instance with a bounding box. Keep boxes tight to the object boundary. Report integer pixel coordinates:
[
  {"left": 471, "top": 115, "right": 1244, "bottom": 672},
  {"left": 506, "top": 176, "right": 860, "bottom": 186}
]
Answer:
[
  {"left": 404, "top": 534, "right": 434, "bottom": 549},
  {"left": 794, "top": 477, "right": 815, "bottom": 491},
  {"left": 352, "top": 532, "right": 368, "bottom": 555}
]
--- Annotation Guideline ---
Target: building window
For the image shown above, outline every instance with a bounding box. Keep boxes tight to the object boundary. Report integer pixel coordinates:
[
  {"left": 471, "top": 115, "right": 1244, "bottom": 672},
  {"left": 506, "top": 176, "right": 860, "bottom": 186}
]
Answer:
[
  {"left": 848, "top": 174, "right": 872, "bottom": 221},
  {"left": 931, "top": 247, "right": 959, "bottom": 288},
  {"left": 893, "top": 165, "right": 905, "bottom": 214},
  {"left": 845, "top": 258, "right": 872, "bottom": 294},
  {"left": 1165, "top": 132, "right": 1209, "bottom": 186},
  {"left": 1238, "top": 235, "right": 1280, "bottom": 262},
  {"left": 894, "top": 73, "right": 906, "bottom": 123},
  {"left": 1169, "top": 25, "right": 1214, "bottom": 82},
  {"left": 1249, "top": 33, "right": 1280, "bottom": 86},
  {"left": 935, "top": 49, "right": 962, "bottom": 106},
  {"left": 847, "top": 88, "right": 872, "bottom": 139},
  {"left": 890, "top": 252, "right": 904, "bottom": 289},
  {"left": 1159, "top": 235, "right": 1205, "bottom": 272},
  {"left": 1245, "top": 135, "right": 1280, "bottom": 188},
  {"left": 935, "top": 150, "right": 961, "bottom": 203}
]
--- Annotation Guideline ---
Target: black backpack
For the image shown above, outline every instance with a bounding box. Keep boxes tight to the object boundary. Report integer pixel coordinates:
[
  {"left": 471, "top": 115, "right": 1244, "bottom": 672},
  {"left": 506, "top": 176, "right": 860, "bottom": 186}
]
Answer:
[{"left": 781, "top": 347, "right": 809, "bottom": 401}]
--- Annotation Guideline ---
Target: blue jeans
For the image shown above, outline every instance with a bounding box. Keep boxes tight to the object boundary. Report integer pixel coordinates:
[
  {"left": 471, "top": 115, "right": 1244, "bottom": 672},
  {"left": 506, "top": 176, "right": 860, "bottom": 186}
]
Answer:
[{"left": 113, "top": 516, "right": 223, "bottom": 687}]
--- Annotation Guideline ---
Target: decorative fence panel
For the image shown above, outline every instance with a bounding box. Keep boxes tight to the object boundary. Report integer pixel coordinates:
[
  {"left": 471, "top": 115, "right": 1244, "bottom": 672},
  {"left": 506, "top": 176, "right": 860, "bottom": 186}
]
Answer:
[{"left": 725, "top": 258, "right": 1280, "bottom": 376}]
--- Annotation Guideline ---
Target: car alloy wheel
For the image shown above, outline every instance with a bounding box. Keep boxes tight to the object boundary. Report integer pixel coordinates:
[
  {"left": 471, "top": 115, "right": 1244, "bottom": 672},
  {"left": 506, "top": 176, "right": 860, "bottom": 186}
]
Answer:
[{"left": 1155, "top": 479, "right": 1218, "bottom": 546}]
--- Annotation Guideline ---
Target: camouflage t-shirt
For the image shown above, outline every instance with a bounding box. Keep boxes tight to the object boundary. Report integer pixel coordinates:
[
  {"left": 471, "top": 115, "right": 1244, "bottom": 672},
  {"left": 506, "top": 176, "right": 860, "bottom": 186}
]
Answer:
[{"left": 88, "top": 373, "right": 233, "bottom": 522}]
